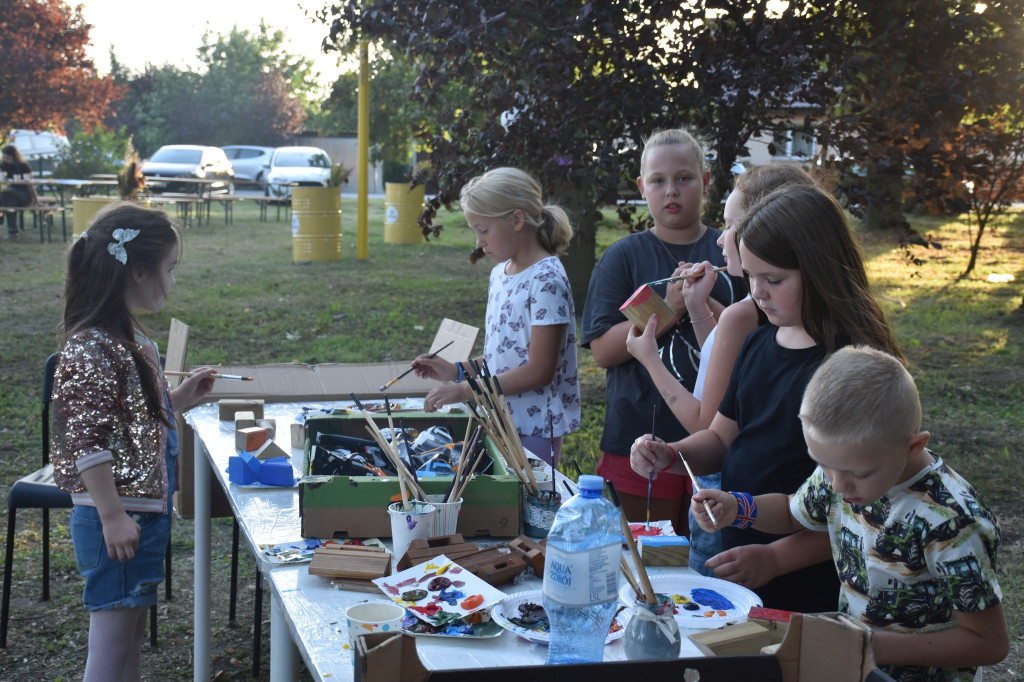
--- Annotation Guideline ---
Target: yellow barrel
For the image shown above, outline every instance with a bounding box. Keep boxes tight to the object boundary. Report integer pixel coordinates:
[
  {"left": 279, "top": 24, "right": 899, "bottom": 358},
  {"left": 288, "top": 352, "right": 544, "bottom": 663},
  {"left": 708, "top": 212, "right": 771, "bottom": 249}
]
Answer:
[
  {"left": 72, "top": 196, "right": 117, "bottom": 238},
  {"left": 384, "top": 182, "right": 425, "bottom": 244},
  {"left": 291, "top": 187, "right": 342, "bottom": 262}
]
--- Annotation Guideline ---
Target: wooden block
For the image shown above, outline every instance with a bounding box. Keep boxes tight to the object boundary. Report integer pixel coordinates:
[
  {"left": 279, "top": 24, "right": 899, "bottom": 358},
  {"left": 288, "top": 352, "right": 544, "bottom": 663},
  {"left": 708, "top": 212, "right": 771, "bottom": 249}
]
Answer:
[
  {"left": 456, "top": 547, "right": 527, "bottom": 586},
  {"left": 236, "top": 426, "right": 268, "bottom": 452},
  {"left": 290, "top": 422, "right": 306, "bottom": 449},
  {"left": 234, "top": 411, "right": 257, "bottom": 430},
  {"left": 619, "top": 284, "right": 676, "bottom": 336},
  {"left": 638, "top": 535, "right": 690, "bottom": 567},
  {"left": 309, "top": 546, "right": 392, "bottom": 580},
  {"left": 507, "top": 536, "right": 546, "bottom": 577},
  {"left": 255, "top": 418, "right": 277, "bottom": 439},
  {"left": 253, "top": 439, "right": 288, "bottom": 460},
  {"left": 219, "top": 398, "right": 264, "bottom": 421},
  {"left": 396, "top": 534, "right": 479, "bottom": 572},
  {"left": 687, "top": 622, "right": 772, "bottom": 657}
]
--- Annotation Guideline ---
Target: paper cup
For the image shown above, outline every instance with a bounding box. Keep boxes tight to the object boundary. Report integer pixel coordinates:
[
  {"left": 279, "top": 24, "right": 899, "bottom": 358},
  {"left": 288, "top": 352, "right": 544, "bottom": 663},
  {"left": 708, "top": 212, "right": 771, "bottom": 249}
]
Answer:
[
  {"left": 427, "top": 494, "right": 463, "bottom": 536},
  {"left": 388, "top": 500, "right": 436, "bottom": 570},
  {"left": 345, "top": 601, "right": 406, "bottom": 644}
]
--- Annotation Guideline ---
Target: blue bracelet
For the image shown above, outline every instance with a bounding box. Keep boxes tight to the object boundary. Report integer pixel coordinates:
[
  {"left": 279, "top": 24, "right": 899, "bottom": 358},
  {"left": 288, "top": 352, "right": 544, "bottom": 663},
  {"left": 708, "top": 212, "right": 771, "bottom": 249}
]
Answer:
[
  {"left": 454, "top": 362, "right": 465, "bottom": 384},
  {"left": 729, "top": 491, "right": 757, "bottom": 529}
]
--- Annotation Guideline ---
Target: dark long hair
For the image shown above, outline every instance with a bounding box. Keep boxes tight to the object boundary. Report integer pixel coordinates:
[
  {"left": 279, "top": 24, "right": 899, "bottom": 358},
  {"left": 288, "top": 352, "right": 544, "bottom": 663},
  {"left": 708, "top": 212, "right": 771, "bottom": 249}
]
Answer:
[
  {"left": 59, "top": 202, "right": 181, "bottom": 424},
  {"left": 1, "top": 144, "right": 27, "bottom": 164},
  {"left": 736, "top": 184, "right": 904, "bottom": 362}
]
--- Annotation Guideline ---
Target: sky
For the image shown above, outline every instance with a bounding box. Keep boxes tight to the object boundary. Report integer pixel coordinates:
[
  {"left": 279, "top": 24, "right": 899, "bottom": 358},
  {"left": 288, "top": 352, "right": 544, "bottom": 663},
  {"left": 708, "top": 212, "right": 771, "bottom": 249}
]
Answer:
[{"left": 80, "top": 0, "right": 349, "bottom": 87}]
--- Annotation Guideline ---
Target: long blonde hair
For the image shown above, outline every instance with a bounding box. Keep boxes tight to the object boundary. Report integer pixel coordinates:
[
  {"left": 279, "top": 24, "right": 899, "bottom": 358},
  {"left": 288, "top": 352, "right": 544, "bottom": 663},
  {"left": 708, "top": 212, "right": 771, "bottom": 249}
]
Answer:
[{"left": 461, "top": 167, "right": 573, "bottom": 256}]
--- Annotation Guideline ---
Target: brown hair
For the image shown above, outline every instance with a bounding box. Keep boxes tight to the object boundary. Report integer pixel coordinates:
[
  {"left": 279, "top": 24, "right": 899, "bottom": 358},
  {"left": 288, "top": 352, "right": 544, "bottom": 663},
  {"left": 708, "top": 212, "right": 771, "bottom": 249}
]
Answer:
[
  {"left": 60, "top": 202, "right": 182, "bottom": 424},
  {"left": 737, "top": 184, "right": 904, "bottom": 361}
]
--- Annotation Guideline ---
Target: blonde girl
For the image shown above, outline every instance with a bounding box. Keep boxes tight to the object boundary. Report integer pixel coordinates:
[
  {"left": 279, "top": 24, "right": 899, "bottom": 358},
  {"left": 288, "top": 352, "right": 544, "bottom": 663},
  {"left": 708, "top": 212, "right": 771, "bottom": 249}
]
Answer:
[{"left": 414, "top": 168, "right": 581, "bottom": 466}]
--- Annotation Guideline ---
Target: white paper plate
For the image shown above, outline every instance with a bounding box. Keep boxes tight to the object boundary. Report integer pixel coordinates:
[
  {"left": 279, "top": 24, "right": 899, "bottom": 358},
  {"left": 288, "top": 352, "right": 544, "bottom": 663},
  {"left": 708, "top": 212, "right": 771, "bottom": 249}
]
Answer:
[
  {"left": 619, "top": 573, "right": 761, "bottom": 629},
  {"left": 491, "top": 590, "right": 627, "bottom": 645}
]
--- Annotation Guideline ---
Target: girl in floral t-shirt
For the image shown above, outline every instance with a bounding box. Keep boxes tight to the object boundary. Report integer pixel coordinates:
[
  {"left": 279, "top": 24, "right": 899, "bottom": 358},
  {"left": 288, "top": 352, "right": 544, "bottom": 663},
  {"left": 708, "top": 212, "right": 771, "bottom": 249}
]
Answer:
[{"left": 415, "top": 168, "right": 581, "bottom": 466}]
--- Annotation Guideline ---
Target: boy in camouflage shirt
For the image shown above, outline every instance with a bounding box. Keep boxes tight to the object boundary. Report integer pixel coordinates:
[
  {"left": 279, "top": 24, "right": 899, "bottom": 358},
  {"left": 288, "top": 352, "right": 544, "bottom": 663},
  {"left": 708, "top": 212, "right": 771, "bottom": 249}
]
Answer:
[{"left": 692, "top": 346, "right": 1008, "bottom": 682}]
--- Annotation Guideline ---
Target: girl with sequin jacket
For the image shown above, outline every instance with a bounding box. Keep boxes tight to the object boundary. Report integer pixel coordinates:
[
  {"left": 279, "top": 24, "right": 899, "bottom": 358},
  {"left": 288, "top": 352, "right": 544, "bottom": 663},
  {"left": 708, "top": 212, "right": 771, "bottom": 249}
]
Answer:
[{"left": 50, "top": 202, "right": 215, "bottom": 682}]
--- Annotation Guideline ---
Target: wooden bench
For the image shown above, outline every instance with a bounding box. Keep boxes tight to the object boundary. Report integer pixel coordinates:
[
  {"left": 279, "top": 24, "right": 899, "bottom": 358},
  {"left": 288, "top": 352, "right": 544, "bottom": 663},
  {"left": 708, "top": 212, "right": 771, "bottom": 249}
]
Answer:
[
  {"left": 245, "top": 196, "right": 292, "bottom": 223},
  {"left": 1, "top": 205, "right": 70, "bottom": 242}
]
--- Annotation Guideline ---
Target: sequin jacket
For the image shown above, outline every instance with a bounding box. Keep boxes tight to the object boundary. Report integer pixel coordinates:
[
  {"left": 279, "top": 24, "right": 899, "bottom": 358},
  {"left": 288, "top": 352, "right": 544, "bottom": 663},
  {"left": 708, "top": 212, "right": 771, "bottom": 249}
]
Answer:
[{"left": 51, "top": 329, "right": 171, "bottom": 513}]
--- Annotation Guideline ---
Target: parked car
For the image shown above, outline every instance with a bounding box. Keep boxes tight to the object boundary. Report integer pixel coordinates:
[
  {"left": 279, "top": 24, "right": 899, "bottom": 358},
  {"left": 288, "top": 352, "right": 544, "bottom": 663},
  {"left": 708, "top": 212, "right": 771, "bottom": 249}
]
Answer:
[
  {"left": 6, "top": 129, "right": 69, "bottom": 175},
  {"left": 141, "top": 145, "right": 234, "bottom": 194},
  {"left": 265, "top": 146, "right": 333, "bottom": 199},
  {"left": 221, "top": 145, "right": 274, "bottom": 184}
]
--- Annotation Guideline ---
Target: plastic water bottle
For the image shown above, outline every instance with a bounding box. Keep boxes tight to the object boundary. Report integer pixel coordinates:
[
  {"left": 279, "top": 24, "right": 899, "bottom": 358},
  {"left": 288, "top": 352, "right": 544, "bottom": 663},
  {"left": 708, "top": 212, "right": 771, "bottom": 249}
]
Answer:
[{"left": 543, "top": 474, "right": 621, "bottom": 664}]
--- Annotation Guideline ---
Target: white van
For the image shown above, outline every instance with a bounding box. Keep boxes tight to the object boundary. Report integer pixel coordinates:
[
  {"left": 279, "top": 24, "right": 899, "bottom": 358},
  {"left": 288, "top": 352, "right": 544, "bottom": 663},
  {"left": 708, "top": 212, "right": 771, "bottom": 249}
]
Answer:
[{"left": 6, "top": 129, "right": 70, "bottom": 175}]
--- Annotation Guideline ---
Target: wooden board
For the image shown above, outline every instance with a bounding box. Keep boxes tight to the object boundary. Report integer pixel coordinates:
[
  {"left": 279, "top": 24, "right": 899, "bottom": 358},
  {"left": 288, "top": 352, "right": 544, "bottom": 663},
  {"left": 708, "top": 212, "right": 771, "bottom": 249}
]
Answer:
[{"left": 308, "top": 547, "right": 391, "bottom": 580}]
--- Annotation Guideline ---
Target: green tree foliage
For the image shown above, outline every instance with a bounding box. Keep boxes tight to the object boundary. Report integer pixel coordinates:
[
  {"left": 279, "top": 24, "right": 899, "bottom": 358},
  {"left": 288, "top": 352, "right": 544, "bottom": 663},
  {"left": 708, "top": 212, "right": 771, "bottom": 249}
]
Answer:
[
  {"left": 319, "top": 50, "right": 434, "bottom": 181},
  {"left": 52, "top": 126, "right": 131, "bottom": 182},
  {"left": 1, "top": 0, "right": 122, "bottom": 134},
  {"left": 812, "top": 0, "right": 1024, "bottom": 231},
  {"left": 111, "top": 24, "right": 310, "bottom": 154},
  {"left": 325, "top": 1, "right": 836, "bottom": 301}
]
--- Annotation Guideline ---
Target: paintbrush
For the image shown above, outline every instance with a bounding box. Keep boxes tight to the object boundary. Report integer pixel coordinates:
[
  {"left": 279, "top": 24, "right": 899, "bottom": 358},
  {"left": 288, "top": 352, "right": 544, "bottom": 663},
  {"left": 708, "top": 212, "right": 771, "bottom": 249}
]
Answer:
[
  {"left": 164, "top": 370, "right": 254, "bottom": 381},
  {"left": 606, "top": 481, "right": 657, "bottom": 605},
  {"left": 378, "top": 339, "right": 455, "bottom": 392},
  {"left": 646, "top": 265, "right": 728, "bottom": 287},
  {"left": 646, "top": 405, "right": 656, "bottom": 531},
  {"left": 677, "top": 450, "right": 719, "bottom": 526}
]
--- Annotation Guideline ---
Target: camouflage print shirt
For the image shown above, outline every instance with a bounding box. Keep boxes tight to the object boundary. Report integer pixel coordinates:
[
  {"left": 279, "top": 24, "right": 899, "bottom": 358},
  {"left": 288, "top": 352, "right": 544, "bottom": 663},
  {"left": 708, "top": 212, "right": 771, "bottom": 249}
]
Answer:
[{"left": 791, "top": 452, "right": 1001, "bottom": 682}]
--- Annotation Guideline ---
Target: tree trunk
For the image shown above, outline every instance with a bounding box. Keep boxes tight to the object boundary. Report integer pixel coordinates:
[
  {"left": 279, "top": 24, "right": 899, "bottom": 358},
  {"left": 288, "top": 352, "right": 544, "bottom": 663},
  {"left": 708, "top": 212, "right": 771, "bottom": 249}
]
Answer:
[
  {"left": 959, "top": 219, "right": 986, "bottom": 279},
  {"left": 556, "top": 184, "right": 598, "bottom": 311},
  {"left": 858, "top": 165, "right": 910, "bottom": 231}
]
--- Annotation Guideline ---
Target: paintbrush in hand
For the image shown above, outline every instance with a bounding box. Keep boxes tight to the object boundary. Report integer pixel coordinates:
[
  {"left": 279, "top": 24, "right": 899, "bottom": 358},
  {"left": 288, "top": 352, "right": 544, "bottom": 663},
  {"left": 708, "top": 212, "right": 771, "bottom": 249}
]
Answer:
[
  {"left": 646, "top": 265, "right": 728, "bottom": 287},
  {"left": 677, "top": 450, "right": 718, "bottom": 526},
  {"left": 646, "top": 405, "right": 656, "bottom": 531},
  {"left": 378, "top": 339, "right": 455, "bottom": 392}
]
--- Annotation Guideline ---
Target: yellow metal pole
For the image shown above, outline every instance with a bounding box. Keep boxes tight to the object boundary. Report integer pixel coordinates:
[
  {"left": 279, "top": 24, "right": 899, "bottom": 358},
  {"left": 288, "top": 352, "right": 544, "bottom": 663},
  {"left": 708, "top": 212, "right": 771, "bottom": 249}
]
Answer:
[{"left": 357, "top": 40, "right": 369, "bottom": 260}]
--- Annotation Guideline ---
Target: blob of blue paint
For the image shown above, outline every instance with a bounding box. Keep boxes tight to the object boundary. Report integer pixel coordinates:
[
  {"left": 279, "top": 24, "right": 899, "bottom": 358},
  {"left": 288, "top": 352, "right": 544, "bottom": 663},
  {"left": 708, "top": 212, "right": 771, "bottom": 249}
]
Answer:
[{"left": 690, "top": 588, "right": 735, "bottom": 611}]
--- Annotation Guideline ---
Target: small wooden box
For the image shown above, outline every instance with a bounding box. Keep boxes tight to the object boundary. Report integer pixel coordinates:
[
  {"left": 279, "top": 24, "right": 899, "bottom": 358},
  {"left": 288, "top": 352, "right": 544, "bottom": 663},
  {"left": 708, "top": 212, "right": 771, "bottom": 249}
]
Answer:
[
  {"left": 688, "top": 621, "right": 772, "bottom": 656},
  {"left": 395, "top": 534, "right": 480, "bottom": 572},
  {"left": 619, "top": 285, "right": 675, "bottom": 336},
  {"left": 309, "top": 545, "right": 391, "bottom": 592}
]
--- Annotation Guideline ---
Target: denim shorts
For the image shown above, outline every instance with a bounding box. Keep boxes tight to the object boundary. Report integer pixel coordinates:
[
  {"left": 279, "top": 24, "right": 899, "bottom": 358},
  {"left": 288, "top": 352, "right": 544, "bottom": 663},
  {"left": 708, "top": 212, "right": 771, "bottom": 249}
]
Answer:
[{"left": 70, "top": 505, "right": 170, "bottom": 611}]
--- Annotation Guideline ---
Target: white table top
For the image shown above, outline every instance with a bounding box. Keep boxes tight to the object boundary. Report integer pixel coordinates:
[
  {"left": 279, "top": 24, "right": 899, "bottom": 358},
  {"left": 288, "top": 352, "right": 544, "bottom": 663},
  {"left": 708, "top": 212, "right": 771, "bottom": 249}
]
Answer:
[{"left": 186, "top": 400, "right": 709, "bottom": 682}]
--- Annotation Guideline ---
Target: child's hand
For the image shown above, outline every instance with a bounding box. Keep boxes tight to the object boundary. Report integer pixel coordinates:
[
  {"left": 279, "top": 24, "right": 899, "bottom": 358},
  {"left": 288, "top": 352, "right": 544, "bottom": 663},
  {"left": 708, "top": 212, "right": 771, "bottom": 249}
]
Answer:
[
  {"left": 411, "top": 355, "right": 456, "bottom": 382},
  {"left": 629, "top": 435, "right": 673, "bottom": 479},
  {"left": 102, "top": 512, "right": 141, "bottom": 562},
  {"left": 682, "top": 261, "right": 718, "bottom": 315},
  {"left": 423, "top": 382, "right": 472, "bottom": 412},
  {"left": 625, "top": 314, "right": 659, "bottom": 364},
  {"left": 691, "top": 488, "right": 735, "bottom": 531},
  {"left": 704, "top": 544, "right": 779, "bottom": 590},
  {"left": 664, "top": 263, "right": 692, "bottom": 315},
  {"left": 172, "top": 367, "right": 216, "bottom": 412}
]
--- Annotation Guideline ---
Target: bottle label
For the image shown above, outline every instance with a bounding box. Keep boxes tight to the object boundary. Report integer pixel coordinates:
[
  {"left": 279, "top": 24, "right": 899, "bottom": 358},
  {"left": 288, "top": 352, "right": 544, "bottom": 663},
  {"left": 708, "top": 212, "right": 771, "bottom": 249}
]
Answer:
[{"left": 542, "top": 542, "right": 620, "bottom": 607}]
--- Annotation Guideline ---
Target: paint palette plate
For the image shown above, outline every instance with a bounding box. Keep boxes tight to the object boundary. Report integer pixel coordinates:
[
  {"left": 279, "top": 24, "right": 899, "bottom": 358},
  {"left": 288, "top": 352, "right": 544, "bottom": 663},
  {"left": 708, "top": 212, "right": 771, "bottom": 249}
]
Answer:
[
  {"left": 491, "top": 590, "right": 627, "bottom": 645},
  {"left": 373, "top": 555, "right": 507, "bottom": 627},
  {"left": 619, "top": 573, "right": 761, "bottom": 629}
]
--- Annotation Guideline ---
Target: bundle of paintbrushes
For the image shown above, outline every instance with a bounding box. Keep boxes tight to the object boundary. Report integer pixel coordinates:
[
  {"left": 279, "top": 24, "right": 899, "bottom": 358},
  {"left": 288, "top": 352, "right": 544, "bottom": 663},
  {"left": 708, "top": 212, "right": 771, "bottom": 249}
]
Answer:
[
  {"left": 349, "top": 393, "right": 428, "bottom": 510},
  {"left": 460, "top": 359, "right": 541, "bottom": 497},
  {"left": 442, "top": 424, "right": 485, "bottom": 504},
  {"left": 606, "top": 481, "right": 658, "bottom": 606}
]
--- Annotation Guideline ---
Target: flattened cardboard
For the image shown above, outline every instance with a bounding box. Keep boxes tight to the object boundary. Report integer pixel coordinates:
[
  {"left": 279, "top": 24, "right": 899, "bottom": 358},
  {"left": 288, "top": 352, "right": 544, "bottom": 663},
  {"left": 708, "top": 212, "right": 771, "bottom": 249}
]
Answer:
[{"left": 175, "top": 319, "right": 480, "bottom": 519}]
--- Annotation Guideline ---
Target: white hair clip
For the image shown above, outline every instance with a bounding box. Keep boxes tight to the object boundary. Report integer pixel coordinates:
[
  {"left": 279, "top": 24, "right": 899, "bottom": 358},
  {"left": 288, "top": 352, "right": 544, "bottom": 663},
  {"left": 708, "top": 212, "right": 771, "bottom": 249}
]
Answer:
[{"left": 107, "top": 228, "right": 140, "bottom": 265}]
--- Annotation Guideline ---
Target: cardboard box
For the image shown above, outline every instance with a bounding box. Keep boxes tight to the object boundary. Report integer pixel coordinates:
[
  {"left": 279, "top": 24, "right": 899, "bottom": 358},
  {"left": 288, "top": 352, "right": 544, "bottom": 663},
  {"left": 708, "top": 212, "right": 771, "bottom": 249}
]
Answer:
[
  {"left": 175, "top": 318, "right": 479, "bottom": 519},
  {"left": 354, "top": 613, "right": 890, "bottom": 682},
  {"left": 299, "top": 412, "right": 521, "bottom": 538}
]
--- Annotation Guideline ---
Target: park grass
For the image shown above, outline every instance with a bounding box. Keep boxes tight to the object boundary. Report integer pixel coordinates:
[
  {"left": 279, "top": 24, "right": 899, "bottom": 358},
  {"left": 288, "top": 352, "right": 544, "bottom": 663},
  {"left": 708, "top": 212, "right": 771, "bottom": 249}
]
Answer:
[{"left": 0, "top": 196, "right": 1021, "bottom": 680}]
